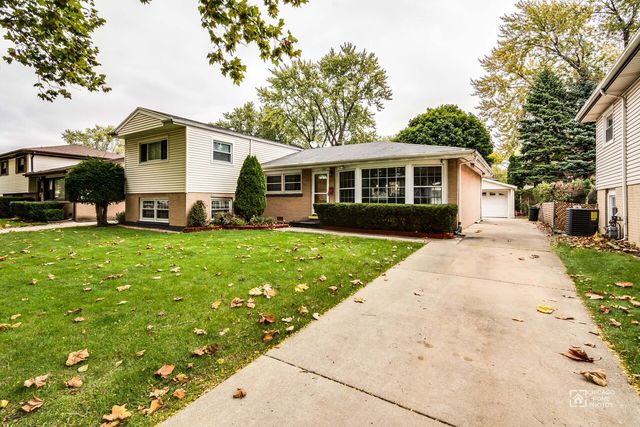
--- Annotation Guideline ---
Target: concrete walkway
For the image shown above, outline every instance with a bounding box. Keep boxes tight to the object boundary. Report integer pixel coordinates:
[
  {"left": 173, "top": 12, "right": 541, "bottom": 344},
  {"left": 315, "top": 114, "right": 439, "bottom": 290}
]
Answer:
[
  {"left": 0, "top": 220, "right": 96, "bottom": 234},
  {"left": 162, "top": 219, "right": 640, "bottom": 426}
]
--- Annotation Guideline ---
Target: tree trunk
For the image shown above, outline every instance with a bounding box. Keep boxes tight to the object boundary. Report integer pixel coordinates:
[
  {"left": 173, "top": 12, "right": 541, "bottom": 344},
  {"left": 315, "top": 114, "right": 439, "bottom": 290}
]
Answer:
[{"left": 95, "top": 201, "right": 108, "bottom": 226}]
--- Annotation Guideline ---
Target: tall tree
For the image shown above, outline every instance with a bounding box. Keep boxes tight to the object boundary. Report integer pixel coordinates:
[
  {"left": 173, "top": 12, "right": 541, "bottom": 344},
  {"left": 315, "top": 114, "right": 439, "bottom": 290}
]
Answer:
[
  {"left": 213, "top": 102, "right": 298, "bottom": 146},
  {"left": 593, "top": 0, "right": 640, "bottom": 46},
  {"left": 518, "top": 69, "right": 571, "bottom": 185},
  {"left": 394, "top": 105, "right": 494, "bottom": 163},
  {"left": 472, "top": 0, "right": 619, "bottom": 160},
  {"left": 259, "top": 43, "right": 392, "bottom": 147},
  {"left": 506, "top": 154, "right": 526, "bottom": 188},
  {"left": 0, "top": 0, "right": 308, "bottom": 101},
  {"left": 61, "top": 125, "right": 122, "bottom": 154}
]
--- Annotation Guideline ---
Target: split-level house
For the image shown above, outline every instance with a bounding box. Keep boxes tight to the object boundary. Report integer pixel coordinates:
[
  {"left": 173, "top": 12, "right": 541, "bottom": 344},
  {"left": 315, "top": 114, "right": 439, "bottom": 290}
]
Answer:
[
  {"left": 115, "top": 108, "right": 491, "bottom": 229},
  {"left": 577, "top": 30, "right": 640, "bottom": 244},
  {"left": 0, "top": 145, "right": 124, "bottom": 220}
]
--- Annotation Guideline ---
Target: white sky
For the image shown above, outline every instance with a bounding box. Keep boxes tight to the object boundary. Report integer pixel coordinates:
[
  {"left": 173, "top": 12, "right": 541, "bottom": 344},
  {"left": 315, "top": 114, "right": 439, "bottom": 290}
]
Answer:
[{"left": 0, "top": 0, "right": 517, "bottom": 152}]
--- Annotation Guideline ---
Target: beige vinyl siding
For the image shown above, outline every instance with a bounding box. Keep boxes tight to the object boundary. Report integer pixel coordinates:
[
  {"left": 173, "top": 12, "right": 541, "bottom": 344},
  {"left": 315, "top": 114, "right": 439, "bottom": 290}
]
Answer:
[
  {"left": 32, "top": 155, "right": 80, "bottom": 172},
  {"left": 119, "top": 111, "right": 165, "bottom": 136},
  {"left": 595, "top": 101, "right": 623, "bottom": 190},
  {"left": 0, "top": 156, "right": 30, "bottom": 195},
  {"left": 125, "top": 128, "right": 186, "bottom": 194},
  {"left": 185, "top": 127, "right": 299, "bottom": 193},
  {"left": 624, "top": 78, "right": 640, "bottom": 185}
]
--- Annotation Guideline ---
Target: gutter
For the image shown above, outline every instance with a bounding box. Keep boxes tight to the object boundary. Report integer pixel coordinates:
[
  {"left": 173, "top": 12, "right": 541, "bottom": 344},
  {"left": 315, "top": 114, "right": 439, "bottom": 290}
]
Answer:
[{"left": 601, "top": 89, "right": 629, "bottom": 240}]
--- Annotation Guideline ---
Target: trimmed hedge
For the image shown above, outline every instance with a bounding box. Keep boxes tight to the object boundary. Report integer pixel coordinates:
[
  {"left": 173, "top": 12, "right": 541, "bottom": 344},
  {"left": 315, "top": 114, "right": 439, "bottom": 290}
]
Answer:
[
  {"left": 9, "top": 201, "right": 66, "bottom": 222},
  {"left": 313, "top": 203, "right": 458, "bottom": 233},
  {"left": 0, "top": 196, "right": 34, "bottom": 218}
]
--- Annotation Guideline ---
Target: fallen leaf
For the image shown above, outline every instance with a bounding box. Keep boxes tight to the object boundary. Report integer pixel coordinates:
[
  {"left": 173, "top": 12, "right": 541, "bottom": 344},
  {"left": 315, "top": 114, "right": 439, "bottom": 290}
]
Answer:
[
  {"left": 173, "top": 297, "right": 183, "bottom": 302},
  {"left": 511, "top": 318, "right": 524, "bottom": 322},
  {"left": 328, "top": 286, "right": 338, "bottom": 294},
  {"left": 73, "top": 317, "right": 85, "bottom": 323},
  {"left": 24, "top": 374, "right": 48, "bottom": 388},
  {"left": 285, "top": 325, "right": 295, "bottom": 332},
  {"left": 629, "top": 299, "right": 640, "bottom": 307},
  {"left": 115, "top": 360, "right": 123, "bottom": 368},
  {"left": 64, "top": 376, "right": 83, "bottom": 388},
  {"left": 579, "top": 370, "right": 607, "bottom": 387},
  {"left": 64, "top": 308, "right": 82, "bottom": 316},
  {"left": 561, "top": 347, "right": 595, "bottom": 362},
  {"left": 584, "top": 342, "right": 596, "bottom": 348},
  {"left": 173, "top": 388, "right": 185, "bottom": 400},
  {"left": 142, "top": 398, "right": 163, "bottom": 416},
  {"left": 262, "top": 329, "right": 279, "bottom": 342},
  {"left": 116, "top": 285, "right": 130, "bottom": 292},
  {"left": 21, "top": 396, "right": 43, "bottom": 413},
  {"left": 298, "top": 306, "right": 308, "bottom": 315},
  {"left": 47, "top": 273, "right": 55, "bottom": 280},
  {"left": 609, "top": 318, "right": 622, "bottom": 328},
  {"left": 10, "top": 313, "right": 21, "bottom": 320},
  {"left": 615, "top": 281, "right": 633, "bottom": 288},
  {"left": 600, "top": 305, "right": 610, "bottom": 314},
  {"left": 77, "top": 365, "right": 89, "bottom": 373},
  {"left": 281, "top": 317, "right": 293, "bottom": 323},
  {"left": 258, "top": 313, "right": 276, "bottom": 324},
  {"left": 555, "top": 315, "right": 575, "bottom": 320},
  {"left": 246, "top": 298, "right": 256, "bottom": 309},
  {"left": 117, "top": 300, "right": 127, "bottom": 305},
  {"left": 230, "top": 297, "right": 244, "bottom": 308},
  {"left": 211, "top": 300, "right": 222, "bottom": 310},
  {"left": 312, "top": 312, "right": 320, "bottom": 320},
  {"left": 173, "top": 373, "right": 190, "bottom": 383},
  {"left": 536, "top": 305, "right": 555, "bottom": 314},
  {"left": 83, "top": 287, "right": 92, "bottom": 292},
  {"left": 233, "top": 388, "right": 247, "bottom": 399},
  {"left": 0, "top": 399, "right": 8, "bottom": 409},
  {"left": 294, "top": 283, "right": 309, "bottom": 293},
  {"left": 192, "top": 344, "right": 219, "bottom": 357},
  {"left": 353, "top": 297, "right": 366, "bottom": 304},
  {"left": 155, "top": 364, "right": 175, "bottom": 379},
  {"left": 350, "top": 279, "right": 364, "bottom": 286},
  {"left": 193, "top": 328, "right": 207, "bottom": 335},
  {"left": 318, "top": 275, "right": 327, "bottom": 282},
  {"left": 149, "top": 387, "right": 169, "bottom": 399},
  {"left": 585, "top": 292, "right": 604, "bottom": 300},
  {"left": 66, "top": 349, "right": 89, "bottom": 366},
  {"left": 219, "top": 328, "right": 229, "bottom": 336}
]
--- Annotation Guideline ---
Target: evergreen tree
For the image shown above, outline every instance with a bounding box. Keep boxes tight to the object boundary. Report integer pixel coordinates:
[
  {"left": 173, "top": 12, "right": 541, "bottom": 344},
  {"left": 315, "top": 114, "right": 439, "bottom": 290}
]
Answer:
[
  {"left": 507, "top": 155, "right": 526, "bottom": 188},
  {"left": 234, "top": 156, "right": 266, "bottom": 220},
  {"left": 518, "top": 69, "right": 570, "bottom": 185}
]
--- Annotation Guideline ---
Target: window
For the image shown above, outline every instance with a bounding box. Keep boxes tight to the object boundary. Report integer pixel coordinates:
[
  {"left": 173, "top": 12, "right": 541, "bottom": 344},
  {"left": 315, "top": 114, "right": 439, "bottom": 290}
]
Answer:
[
  {"left": 339, "top": 170, "right": 355, "bottom": 203},
  {"left": 607, "top": 191, "right": 617, "bottom": 222},
  {"left": 16, "top": 156, "right": 26, "bottom": 173},
  {"left": 361, "top": 167, "right": 405, "bottom": 204},
  {"left": 0, "top": 160, "right": 7, "bottom": 176},
  {"left": 213, "top": 141, "right": 232, "bottom": 162},
  {"left": 140, "top": 199, "right": 169, "bottom": 222},
  {"left": 414, "top": 166, "right": 443, "bottom": 204},
  {"left": 606, "top": 114, "right": 614, "bottom": 142},
  {"left": 211, "top": 198, "right": 232, "bottom": 216},
  {"left": 44, "top": 178, "right": 65, "bottom": 201},
  {"left": 266, "top": 172, "right": 302, "bottom": 193},
  {"left": 140, "top": 140, "right": 168, "bottom": 163}
]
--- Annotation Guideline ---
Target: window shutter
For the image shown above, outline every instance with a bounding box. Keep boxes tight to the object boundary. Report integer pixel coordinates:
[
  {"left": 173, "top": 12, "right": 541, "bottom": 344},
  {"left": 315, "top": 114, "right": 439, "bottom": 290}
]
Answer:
[
  {"left": 140, "top": 144, "right": 148, "bottom": 162},
  {"left": 161, "top": 140, "right": 168, "bottom": 160}
]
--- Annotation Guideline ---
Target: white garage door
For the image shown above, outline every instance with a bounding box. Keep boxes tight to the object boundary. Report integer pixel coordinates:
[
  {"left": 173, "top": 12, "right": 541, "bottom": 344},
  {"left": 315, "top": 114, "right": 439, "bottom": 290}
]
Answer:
[{"left": 482, "top": 191, "right": 509, "bottom": 218}]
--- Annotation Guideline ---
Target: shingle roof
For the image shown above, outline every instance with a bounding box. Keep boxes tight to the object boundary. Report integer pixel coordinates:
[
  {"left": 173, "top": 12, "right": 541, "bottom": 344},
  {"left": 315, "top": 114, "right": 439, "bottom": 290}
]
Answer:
[
  {"left": 262, "top": 142, "right": 474, "bottom": 169},
  {"left": 0, "top": 144, "right": 123, "bottom": 160}
]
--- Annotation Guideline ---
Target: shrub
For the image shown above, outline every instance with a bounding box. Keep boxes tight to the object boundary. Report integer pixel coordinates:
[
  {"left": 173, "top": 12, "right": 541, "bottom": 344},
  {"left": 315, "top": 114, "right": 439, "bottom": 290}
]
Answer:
[
  {"left": 0, "top": 196, "right": 33, "bottom": 218},
  {"left": 231, "top": 217, "right": 247, "bottom": 226},
  {"left": 313, "top": 203, "right": 458, "bottom": 234},
  {"left": 249, "top": 215, "right": 275, "bottom": 226},
  {"left": 187, "top": 200, "right": 208, "bottom": 227},
  {"left": 211, "top": 212, "right": 235, "bottom": 226},
  {"left": 234, "top": 155, "right": 266, "bottom": 220},
  {"left": 115, "top": 212, "right": 126, "bottom": 224},
  {"left": 10, "top": 201, "right": 66, "bottom": 222}
]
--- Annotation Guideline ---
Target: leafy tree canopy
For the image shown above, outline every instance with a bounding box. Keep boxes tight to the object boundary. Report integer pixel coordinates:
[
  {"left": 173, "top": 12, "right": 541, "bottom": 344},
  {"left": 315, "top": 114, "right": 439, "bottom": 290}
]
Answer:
[
  {"left": 394, "top": 105, "right": 494, "bottom": 163},
  {"left": 65, "top": 158, "right": 125, "bottom": 226},
  {"left": 0, "top": 0, "right": 308, "bottom": 101},
  {"left": 61, "top": 125, "right": 122, "bottom": 154}
]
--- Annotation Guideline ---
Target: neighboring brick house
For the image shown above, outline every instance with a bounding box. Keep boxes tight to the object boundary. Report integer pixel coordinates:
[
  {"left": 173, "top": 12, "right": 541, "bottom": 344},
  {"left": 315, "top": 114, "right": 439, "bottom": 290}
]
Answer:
[
  {"left": 0, "top": 145, "right": 124, "bottom": 221},
  {"left": 115, "top": 108, "right": 491, "bottom": 230},
  {"left": 577, "top": 30, "right": 640, "bottom": 243}
]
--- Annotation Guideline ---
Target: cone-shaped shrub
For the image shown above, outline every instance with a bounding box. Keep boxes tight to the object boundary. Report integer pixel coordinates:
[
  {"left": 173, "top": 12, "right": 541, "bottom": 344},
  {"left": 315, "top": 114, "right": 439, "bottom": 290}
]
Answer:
[
  {"left": 187, "top": 200, "right": 208, "bottom": 227},
  {"left": 234, "top": 155, "right": 266, "bottom": 220}
]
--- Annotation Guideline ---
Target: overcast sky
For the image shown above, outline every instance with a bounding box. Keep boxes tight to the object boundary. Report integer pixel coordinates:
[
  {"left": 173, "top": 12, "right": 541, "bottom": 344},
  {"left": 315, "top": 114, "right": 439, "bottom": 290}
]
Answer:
[{"left": 0, "top": 0, "right": 517, "bottom": 152}]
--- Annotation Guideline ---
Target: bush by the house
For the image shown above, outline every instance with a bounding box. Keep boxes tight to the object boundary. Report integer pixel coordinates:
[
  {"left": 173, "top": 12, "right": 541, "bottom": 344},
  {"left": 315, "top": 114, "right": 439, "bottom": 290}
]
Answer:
[
  {"left": 313, "top": 203, "right": 458, "bottom": 234},
  {"left": 234, "top": 155, "right": 266, "bottom": 220},
  {"left": 187, "top": 200, "right": 208, "bottom": 227},
  {"left": 249, "top": 215, "right": 275, "bottom": 226},
  {"left": 9, "top": 201, "right": 66, "bottom": 222},
  {"left": 0, "top": 196, "right": 33, "bottom": 218},
  {"left": 115, "top": 212, "right": 126, "bottom": 224}
]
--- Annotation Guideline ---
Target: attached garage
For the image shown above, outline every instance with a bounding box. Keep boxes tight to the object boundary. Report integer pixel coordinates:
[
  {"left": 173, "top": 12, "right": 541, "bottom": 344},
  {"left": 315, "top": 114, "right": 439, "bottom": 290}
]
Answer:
[{"left": 482, "top": 178, "right": 516, "bottom": 219}]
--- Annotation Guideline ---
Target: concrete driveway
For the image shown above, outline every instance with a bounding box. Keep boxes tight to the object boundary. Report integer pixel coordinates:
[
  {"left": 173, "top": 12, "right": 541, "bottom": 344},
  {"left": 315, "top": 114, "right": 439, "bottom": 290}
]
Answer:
[{"left": 162, "top": 219, "right": 640, "bottom": 426}]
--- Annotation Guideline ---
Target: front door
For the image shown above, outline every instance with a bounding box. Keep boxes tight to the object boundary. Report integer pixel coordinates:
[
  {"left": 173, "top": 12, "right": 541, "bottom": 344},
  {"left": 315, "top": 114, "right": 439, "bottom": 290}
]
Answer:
[{"left": 312, "top": 171, "right": 329, "bottom": 213}]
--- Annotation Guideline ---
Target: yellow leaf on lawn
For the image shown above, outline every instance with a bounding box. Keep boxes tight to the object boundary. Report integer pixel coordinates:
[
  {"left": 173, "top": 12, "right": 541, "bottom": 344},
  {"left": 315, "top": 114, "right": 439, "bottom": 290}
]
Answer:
[
  {"left": 116, "top": 285, "right": 131, "bottom": 292},
  {"left": 211, "top": 300, "right": 221, "bottom": 310},
  {"left": 24, "top": 374, "right": 48, "bottom": 388},
  {"left": 64, "top": 376, "right": 83, "bottom": 388},
  {"left": 536, "top": 305, "right": 555, "bottom": 314},
  {"left": 66, "top": 349, "right": 89, "bottom": 366},
  {"left": 294, "top": 283, "right": 309, "bottom": 293},
  {"left": 0, "top": 399, "right": 8, "bottom": 409},
  {"left": 615, "top": 281, "right": 633, "bottom": 288},
  {"left": 173, "top": 388, "right": 185, "bottom": 400},
  {"left": 21, "top": 396, "right": 43, "bottom": 413},
  {"left": 77, "top": 365, "right": 89, "bottom": 373},
  {"left": 102, "top": 404, "right": 132, "bottom": 422},
  {"left": 10, "top": 314, "right": 20, "bottom": 320}
]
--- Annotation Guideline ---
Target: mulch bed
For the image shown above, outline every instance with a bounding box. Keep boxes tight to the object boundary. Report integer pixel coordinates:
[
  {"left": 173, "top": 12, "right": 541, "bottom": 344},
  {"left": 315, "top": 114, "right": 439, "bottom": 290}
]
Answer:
[{"left": 555, "top": 234, "right": 640, "bottom": 256}]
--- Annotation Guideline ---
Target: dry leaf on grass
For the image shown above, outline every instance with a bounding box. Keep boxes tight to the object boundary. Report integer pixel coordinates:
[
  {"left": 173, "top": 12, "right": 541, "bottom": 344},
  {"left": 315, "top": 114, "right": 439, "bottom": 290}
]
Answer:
[
  {"left": 294, "top": 283, "right": 309, "bottom": 293},
  {"left": 77, "top": 365, "right": 89, "bottom": 373},
  {"left": 65, "top": 349, "right": 89, "bottom": 366},
  {"left": 230, "top": 297, "right": 244, "bottom": 308},
  {"left": 0, "top": 399, "right": 8, "bottom": 408},
  {"left": 173, "top": 297, "right": 183, "bottom": 302},
  {"left": 610, "top": 318, "right": 622, "bottom": 328},
  {"left": 536, "top": 305, "right": 555, "bottom": 314},
  {"left": 192, "top": 344, "right": 219, "bottom": 357},
  {"left": 615, "top": 281, "right": 633, "bottom": 288},
  {"left": 246, "top": 298, "right": 256, "bottom": 309},
  {"left": 262, "top": 330, "right": 278, "bottom": 342},
  {"left": 64, "top": 376, "right": 83, "bottom": 388},
  {"left": 149, "top": 387, "right": 169, "bottom": 399},
  {"left": 173, "top": 373, "right": 190, "bottom": 383},
  {"left": 116, "top": 285, "right": 130, "bottom": 292},
  {"left": 350, "top": 279, "right": 364, "bottom": 286},
  {"left": 211, "top": 300, "right": 221, "bottom": 310},
  {"left": 585, "top": 292, "right": 604, "bottom": 300},
  {"left": 232, "top": 388, "right": 247, "bottom": 399},
  {"left": 102, "top": 404, "right": 132, "bottom": 423},
  {"left": 579, "top": 370, "right": 608, "bottom": 387},
  {"left": 298, "top": 306, "right": 309, "bottom": 315},
  {"left": 193, "top": 328, "right": 207, "bottom": 335},
  {"left": 173, "top": 388, "right": 186, "bottom": 400},
  {"left": 258, "top": 313, "right": 276, "bottom": 325},
  {"left": 312, "top": 312, "right": 320, "bottom": 320},
  {"left": 142, "top": 398, "right": 163, "bottom": 416},
  {"left": 21, "top": 396, "right": 43, "bottom": 413},
  {"left": 73, "top": 317, "right": 85, "bottom": 323},
  {"left": 285, "top": 325, "right": 295, "bottom": 332},
  {"left": 600, "top": 305, "right": 610, "bottom": 314},
  {"left": 10, "top": 313, "right": 20, "bottom": 320},
  {"left": 281, "top": 317, "right": 293, "bottom": 323},
  {"left": 318, "top": 275, "right": 327, "bottom": 282},
  {"left": 561, "top": 347, "right": 596, "bottom": 362},
  {"left": 24, "top": 374, "right": 48, "bottom": 388},
  {"left": 155, "top": 364, "right": 175, "bottom": 379},
  {"left": 64, "top": 308, "right": 82, "bottom": 316}
]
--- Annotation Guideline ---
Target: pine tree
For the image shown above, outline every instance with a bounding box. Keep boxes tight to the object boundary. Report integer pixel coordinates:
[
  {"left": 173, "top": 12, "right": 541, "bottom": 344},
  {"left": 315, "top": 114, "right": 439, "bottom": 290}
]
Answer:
[
  {"left": 558, "top": 79, "right": 596, "bottom": 180},
  {"left": 234, "top": 156, "right": 267, "bottom": 220},
  {"left": 518, "top": 69, "right": 571, "bottom": 185}
]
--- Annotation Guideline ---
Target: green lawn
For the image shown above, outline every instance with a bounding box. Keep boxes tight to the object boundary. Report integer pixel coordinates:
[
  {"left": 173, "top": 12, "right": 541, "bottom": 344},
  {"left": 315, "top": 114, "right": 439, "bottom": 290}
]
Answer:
[
  {"left": 555, "top": 243, "right": 640, "bottom": 389},
  {"left": 0, "top": 226, "right": 421, "bottom": 426},
  {"left": 0, "top": 219, "right": 45, "bottom": 229}
]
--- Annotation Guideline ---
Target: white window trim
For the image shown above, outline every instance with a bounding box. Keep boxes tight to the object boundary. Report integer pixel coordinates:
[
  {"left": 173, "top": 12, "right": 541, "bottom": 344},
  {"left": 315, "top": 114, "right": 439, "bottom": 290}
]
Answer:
[
  {"left": 140, "top": 198, "right": 169, "bottom": 223},
  {"left": 336, "top": 169, "right": 356, "bottom": 203},
  {"left": 138, "top": 136, "right": 169, "bottom": 165},
  {"left": 212, "top": 140, "right": 233, "bottom": 164},
  {"left": 412, "top": 164, "right": 446, "bottom": 205},
  {"left": 211, "top": 197, "right": 233, "bottom": 215},
  {"left": 360, "top": 165, "right": 407, "bottom": 204},
  {"left": 266, "top": 170, "right": 303, "bottom": 194},
  {"left": 607, "top": 190, "right": 617, "bottom": 222},
  {"left": 605, "top": 113, "right": 614, "bottom": 143}
]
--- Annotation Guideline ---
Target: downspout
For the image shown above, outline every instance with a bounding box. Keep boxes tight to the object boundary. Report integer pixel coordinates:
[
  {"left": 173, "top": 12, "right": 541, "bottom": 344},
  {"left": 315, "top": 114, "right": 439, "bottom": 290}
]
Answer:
[{"left": 600, "top": 89, "right": 628, "bottom": 240}]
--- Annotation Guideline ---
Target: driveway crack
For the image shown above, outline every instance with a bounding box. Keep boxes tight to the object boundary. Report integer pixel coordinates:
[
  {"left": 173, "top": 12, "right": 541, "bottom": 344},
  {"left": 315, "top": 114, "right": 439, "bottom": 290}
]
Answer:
[{"left": 265, "top": 354, "right": 458, "bottom": 427}]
